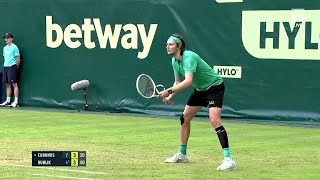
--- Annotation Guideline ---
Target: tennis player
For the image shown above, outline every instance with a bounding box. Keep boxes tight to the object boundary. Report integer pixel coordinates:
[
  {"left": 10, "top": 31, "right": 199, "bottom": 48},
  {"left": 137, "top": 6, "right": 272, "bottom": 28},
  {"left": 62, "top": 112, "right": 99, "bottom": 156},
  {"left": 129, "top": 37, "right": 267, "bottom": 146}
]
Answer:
[{"left": 158, "top": 34, "right": 236, "bottom": 171}]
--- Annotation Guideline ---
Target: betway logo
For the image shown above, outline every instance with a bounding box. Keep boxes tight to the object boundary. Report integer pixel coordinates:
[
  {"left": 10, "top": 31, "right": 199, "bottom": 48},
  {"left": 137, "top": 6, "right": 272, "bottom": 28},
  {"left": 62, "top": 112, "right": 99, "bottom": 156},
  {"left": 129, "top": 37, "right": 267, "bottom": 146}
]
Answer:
[
  {"left": 46, "top": 16, "right": 158, "bottom": 59},
  {"left": 242, "top": 9, "right": 320, "bottom": 60},
  {"left": 213, "top": 66, "right": 242, "bottom": 78}
]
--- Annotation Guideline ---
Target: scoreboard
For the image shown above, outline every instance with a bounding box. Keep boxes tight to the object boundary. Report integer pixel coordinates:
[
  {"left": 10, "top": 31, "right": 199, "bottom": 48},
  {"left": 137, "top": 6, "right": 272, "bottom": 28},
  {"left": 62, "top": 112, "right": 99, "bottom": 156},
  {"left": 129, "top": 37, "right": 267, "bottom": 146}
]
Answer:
[{"left": 32, "top": 151, "right": 86, "bottom": 166}]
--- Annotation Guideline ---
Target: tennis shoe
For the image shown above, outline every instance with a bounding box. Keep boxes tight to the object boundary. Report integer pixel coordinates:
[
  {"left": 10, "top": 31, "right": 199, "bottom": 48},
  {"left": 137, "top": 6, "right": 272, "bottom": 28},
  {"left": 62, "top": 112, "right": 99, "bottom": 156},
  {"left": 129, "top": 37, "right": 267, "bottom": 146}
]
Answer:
[
  {"left": 165, "top": 152, "right": 189, "bottom": 163},
  {"left": 0, "top": 101, "right": 10, "bottom": 106},
  {"left": 10, "top": 101, "right": 19, "bottom": 107},
  {"left": 217, "top": 157, "right": 237, "bottom": 171}
]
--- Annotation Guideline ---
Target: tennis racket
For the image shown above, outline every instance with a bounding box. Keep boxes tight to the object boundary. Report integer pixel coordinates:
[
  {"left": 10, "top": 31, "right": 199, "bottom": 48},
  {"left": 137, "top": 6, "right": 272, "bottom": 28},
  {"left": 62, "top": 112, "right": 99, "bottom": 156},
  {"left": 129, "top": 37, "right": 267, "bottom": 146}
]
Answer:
[{"left": 136, "top": 74, "right": 166, "bottom": 99}]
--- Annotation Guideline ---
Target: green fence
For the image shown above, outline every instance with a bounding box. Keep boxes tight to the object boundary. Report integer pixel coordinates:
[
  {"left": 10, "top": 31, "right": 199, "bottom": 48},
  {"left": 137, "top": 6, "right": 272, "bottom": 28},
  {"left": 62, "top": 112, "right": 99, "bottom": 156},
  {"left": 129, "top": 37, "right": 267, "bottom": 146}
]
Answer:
[{"left": 0, "top": 0, "right": 319, "bottom": 121}]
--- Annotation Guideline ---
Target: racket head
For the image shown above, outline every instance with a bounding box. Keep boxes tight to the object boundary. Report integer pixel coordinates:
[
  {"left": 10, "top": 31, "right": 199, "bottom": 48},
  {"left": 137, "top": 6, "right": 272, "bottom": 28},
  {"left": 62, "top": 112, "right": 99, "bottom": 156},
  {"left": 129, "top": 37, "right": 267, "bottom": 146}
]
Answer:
[{"left": 136, "top": 74, "right": 157, "bottom": 98}]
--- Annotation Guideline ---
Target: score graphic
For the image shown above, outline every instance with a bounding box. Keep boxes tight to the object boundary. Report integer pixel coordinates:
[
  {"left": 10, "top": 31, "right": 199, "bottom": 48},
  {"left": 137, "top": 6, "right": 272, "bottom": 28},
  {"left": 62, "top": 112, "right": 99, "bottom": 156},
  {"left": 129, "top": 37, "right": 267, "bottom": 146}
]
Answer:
[{"left": 32, "top": 151, "right": 86, "bottom": 166}]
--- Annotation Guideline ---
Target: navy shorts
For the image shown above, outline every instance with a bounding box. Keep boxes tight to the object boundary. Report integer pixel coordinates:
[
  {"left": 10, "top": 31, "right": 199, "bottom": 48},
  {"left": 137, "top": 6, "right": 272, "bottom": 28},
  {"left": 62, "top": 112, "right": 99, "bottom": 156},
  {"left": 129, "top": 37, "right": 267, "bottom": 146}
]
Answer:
[
  {"left": 2, "top": 65, "right": 18, "bottom": 83},
  {"left": 187, "top": 83, "right": 225, "bottom": 108}
]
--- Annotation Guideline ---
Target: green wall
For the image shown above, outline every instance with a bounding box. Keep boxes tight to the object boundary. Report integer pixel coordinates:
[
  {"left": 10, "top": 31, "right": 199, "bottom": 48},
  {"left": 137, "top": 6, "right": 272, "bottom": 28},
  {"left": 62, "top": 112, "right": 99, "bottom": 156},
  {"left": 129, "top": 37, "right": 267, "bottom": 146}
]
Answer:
[{"left": 0, "top": 0, "right": 319, "bottom": 121}]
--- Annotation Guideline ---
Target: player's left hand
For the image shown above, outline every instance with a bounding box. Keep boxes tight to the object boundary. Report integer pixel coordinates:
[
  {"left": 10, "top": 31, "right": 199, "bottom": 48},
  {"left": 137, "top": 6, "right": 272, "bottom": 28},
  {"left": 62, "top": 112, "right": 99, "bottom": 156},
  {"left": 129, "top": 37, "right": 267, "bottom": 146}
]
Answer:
[
  {"left": 163, "top": 96, "right": 173, "bottom": 105},
  {"left": 158, "top": 90, "right": 169, "bottom": 99}
]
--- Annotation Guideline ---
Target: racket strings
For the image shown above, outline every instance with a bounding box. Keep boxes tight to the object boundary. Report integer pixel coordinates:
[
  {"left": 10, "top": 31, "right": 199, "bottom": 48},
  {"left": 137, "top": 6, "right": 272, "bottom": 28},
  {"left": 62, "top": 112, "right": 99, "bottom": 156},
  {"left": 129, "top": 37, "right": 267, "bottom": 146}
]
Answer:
[{"left": 138, "top": 75, "right": 155, "bottom": 98}]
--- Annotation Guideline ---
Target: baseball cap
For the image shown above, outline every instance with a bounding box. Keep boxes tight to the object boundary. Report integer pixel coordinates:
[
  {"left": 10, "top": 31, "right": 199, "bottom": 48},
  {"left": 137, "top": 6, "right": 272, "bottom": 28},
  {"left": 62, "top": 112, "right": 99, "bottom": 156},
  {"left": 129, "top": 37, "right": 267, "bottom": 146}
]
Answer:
[{"left": 3, "top": 33, "right": 13, "bottom": 38}]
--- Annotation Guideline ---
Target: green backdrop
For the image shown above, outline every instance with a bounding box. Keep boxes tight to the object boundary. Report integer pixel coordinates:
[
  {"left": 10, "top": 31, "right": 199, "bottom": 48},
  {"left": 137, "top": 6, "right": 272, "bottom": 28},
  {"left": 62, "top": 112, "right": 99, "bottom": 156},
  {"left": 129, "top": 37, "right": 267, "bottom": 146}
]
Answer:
[{"left": 0, "top": 0, "right": 319, "bottom": 122}]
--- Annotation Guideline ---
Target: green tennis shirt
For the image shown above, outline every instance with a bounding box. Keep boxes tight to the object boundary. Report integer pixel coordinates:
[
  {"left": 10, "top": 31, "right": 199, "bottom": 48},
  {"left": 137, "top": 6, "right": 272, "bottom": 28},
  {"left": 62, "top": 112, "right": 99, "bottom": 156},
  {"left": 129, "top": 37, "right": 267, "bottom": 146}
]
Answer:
[{"left": 172, "top": 50, "right": 223, "bottom": 91}]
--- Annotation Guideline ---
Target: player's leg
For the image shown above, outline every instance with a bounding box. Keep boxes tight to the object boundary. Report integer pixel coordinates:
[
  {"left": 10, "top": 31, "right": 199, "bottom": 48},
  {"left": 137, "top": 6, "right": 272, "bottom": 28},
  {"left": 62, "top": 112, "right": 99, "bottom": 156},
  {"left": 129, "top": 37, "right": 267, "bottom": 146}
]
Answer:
[
  {"left": 1, "top": 84, "right": 12, "bottom": 106},
  {"left": 180, "top": 105, "right": 202, "bottom": 151},
  {"left": 0, "top": 67, "right": 12, "bottom": 106},
  {"left": 8, "top": 65, "right": 18, "bottom": 107},
  {"left": 209, "top": 107, "right": 236, "bottom": 171},
  {"left": 165, "top": 105, "right": 202, "bottom": 163},
  {"left": 207, "top": 83, "right": 236, "bottom": 171},
  {"left": 11, "top": 83, "right": 19, "bottom": 107},
  {"left": 165, "top": 90, "right": 203, "bottom": 163}
]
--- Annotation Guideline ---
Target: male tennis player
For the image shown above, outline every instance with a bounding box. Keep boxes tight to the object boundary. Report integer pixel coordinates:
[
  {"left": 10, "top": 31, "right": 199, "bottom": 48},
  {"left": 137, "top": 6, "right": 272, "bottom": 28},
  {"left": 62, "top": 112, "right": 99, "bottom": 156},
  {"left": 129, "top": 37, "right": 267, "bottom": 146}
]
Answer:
[
  {"left": 0, "top": 33, "right": 21, "bottom": 107},
  {"left": 158, "top": 34, "right": 236, "bottom": 171}
]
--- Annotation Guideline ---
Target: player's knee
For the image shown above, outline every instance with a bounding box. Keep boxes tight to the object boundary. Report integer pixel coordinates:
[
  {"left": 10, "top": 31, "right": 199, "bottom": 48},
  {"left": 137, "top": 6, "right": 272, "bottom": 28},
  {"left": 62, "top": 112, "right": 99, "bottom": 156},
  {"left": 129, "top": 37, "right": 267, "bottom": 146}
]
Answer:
[
  {"left": 180, "top": 114, "right": 185, "bottom": 125},
  {"left": 210, "top": 117, "right": 222, "bottom": 128}
]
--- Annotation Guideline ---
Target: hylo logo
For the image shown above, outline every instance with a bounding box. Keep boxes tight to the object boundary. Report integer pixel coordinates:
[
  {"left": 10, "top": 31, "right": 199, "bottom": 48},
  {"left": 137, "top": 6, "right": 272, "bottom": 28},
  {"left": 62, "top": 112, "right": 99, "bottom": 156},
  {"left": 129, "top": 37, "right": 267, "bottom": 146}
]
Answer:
[
  {"left": 242, "top": 9, "right": 320, "bottom": 60},
  {"left": 213, "top": 66, "right": 242, "bottom": 78}
]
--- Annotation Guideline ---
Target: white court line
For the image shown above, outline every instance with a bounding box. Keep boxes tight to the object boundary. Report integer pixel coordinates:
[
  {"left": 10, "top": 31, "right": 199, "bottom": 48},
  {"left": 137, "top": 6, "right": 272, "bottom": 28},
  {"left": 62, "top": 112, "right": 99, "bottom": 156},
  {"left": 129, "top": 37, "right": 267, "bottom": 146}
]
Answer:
[
  {"left": 32, "top": 173, "right": 101, "bottom": 180},
  {"left": 1, "top": 164, "right": 108, "bottom": 175}
]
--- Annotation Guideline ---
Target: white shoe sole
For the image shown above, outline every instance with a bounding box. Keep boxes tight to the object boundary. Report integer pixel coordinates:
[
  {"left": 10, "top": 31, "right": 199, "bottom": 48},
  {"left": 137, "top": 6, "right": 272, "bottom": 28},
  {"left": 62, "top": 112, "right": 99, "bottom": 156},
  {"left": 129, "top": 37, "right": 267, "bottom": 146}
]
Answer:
[
  {"left": 8, "top": 104, "right": 19, "bottom": 107},
  {"left": 165, "top": 159, "right": 189, "bottom": 163},
  {"left": 217, "top": 166, "right": 237, "bottom": 171}
]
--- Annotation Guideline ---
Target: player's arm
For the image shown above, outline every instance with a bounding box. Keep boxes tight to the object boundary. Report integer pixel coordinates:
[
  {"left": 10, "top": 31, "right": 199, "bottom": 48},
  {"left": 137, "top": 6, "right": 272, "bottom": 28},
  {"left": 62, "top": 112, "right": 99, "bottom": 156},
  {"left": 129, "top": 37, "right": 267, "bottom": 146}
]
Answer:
[
  {"left": 16, "top": 55, "right": 21, "bottom": 68},
  {"left": 167, "top": 55, "right": 196, "bottom": 94},
  {"left": 168, "top": 76, "right": 182, "bottom": 98},
  {"left": 167, "top": 73, "right": 193, "bottom": 94},
  {"left": 14, "top": 47, "right": 21, "bottom": 68}
]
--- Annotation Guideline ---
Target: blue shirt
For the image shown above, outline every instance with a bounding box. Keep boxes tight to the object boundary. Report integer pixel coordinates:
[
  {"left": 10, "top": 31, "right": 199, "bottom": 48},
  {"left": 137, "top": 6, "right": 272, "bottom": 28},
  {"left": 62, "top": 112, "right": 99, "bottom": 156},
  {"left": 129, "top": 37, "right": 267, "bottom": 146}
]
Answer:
[{"left": 3, "top": 43, "right": 20, "bottom": 67}]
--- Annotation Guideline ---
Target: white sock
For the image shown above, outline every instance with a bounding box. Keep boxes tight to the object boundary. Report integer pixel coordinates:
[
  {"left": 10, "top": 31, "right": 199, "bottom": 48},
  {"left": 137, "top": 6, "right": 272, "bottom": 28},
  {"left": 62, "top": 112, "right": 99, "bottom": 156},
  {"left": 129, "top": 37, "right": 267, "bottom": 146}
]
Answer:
[
  {"left": 14, "top": 97, "right": 18, "bottom": 103},
  {"left": 6, "top": 97, "right": 11, "bottom": 102}
]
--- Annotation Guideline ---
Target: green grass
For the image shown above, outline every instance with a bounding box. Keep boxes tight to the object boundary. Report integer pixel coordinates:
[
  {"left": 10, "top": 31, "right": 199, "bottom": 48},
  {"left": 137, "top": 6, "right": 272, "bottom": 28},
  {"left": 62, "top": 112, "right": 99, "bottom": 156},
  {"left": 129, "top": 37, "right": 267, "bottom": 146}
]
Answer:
[{"left": 0, "top": 109, "right": 319, "bottom": 180}]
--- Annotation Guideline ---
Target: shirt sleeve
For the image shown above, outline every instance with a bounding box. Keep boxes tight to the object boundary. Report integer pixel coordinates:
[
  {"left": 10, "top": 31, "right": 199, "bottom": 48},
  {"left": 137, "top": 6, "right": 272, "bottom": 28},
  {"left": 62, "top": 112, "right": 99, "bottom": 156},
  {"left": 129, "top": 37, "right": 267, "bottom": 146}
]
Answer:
[
  {"left": 183, "top": 55, "right": 197, "bottom": 73},
  {"left": 14, "top": 46, "right": 20, "bottom": 57}
]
